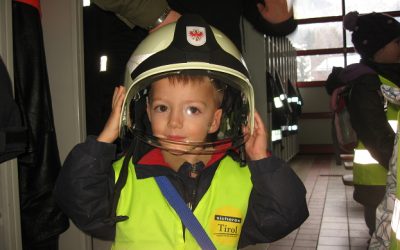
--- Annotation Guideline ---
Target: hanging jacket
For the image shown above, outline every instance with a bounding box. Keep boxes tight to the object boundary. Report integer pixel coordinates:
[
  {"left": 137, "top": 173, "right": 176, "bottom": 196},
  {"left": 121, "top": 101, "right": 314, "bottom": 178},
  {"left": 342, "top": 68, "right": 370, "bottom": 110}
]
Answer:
[
  {"left": 12, "top": 1, "right": 69, "bottom": 247},
  {"left": 55, "top": 136, "right": 309, "bottom": 248},
  {"left": 0, "top": 56, "right": 26, "bottom": 163}
]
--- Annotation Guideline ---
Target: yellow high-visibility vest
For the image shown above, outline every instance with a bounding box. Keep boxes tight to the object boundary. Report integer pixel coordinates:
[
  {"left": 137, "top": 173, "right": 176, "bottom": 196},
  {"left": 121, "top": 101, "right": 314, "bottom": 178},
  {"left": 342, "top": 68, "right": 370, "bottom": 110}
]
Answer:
[
  {"left": 353, "top": 76, "right": 399, "bottom": 186},
  {"left": 112, "top": 155, "right": 252, "bottom": 250}
]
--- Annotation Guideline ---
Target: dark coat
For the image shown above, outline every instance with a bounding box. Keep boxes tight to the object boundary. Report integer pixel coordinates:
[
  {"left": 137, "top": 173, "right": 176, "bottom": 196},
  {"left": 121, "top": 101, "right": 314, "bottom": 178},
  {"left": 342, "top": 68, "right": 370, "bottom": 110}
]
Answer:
[
  {"left": 55, "top": 136, "right": 309, "bottom": 248},
  {"left": 342, "top": 61, "right": 400, "bottom": 208},
  {"left": 168, "top": 0, "right": 297, "bottom": 50},
  {"left": 343, "top": 61, "right": 400, "bottom": 169}
]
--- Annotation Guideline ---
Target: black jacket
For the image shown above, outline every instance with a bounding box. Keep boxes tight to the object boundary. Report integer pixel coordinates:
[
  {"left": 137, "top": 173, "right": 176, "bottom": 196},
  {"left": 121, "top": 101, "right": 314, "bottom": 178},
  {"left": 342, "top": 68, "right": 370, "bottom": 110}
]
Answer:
[
  {"left": 0, "top": 56, "right": 26, "bottom": 163},
  {"left": 55, "top": 136, "right": 309, "bottom": 248},
  {"left": 168, "top": 0, "right": 297, "bottom": 50},
  {"left": 343, "top": 61, "right": 400, "bottom": 169}
]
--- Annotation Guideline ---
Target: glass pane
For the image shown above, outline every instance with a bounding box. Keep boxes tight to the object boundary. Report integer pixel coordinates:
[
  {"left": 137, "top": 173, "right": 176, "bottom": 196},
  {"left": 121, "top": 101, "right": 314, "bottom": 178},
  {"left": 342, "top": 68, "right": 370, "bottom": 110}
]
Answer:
[
  {"left": 297, "top": 54, "right": 345, "bottom": 82},
  {"left": 346, "top": 53, "right": 361, "bottom": 65},
  {"left": 288, "top": 22, "right": 343, "bottom": 50},
  {"left": 345, "top": 30, "right": 352, "bottom": 48},
  {"left": 346, "top": 0, "right": 400, "bottom": 13},
  {"left": 293, "top": 0, "right": 341, "bottom": 19}
]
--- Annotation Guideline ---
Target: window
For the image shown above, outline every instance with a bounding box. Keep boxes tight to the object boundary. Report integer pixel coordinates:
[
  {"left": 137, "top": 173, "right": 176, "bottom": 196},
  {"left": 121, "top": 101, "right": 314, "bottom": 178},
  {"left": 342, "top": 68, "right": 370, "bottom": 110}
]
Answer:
[
  {"left": 290, "top": 22, "right": 343, "bottom": 51},
  {"left": 293, "top": 1, "right": 342, "bottom": 19},
  {"left": 346, "top": 0, "right": 400, "bottom": 13},
  {"left": 288, "top": 0, "right": 400, "bottom": 86}
]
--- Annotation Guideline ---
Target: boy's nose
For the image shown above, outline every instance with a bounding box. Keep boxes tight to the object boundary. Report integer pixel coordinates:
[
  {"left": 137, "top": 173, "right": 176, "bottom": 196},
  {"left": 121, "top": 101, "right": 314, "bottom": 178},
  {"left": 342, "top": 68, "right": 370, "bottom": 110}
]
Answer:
[{"left": 168, "top": 110, "right": 183, "bottom": 129}]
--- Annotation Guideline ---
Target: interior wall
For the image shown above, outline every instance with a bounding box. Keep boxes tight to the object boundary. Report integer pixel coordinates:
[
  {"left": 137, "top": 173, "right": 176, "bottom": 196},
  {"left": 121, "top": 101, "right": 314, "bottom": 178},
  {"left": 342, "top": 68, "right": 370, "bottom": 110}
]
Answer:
[
  {"left": 0, "top": 0, "right": 23, "bottom": 249},
  {"left": 40, "top": 1, "right": 90, "bottom": 250},
  {"left": 298, "top": 87, "right": 333, "bottom": 150}
]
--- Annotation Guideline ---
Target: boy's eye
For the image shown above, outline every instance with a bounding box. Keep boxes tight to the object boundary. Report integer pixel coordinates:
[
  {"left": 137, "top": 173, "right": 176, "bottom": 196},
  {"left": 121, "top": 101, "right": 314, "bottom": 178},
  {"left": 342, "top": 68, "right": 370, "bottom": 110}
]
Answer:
[
  {"left": 155, "top": 105, "right": 168, "bottom": 112},
  {"left": 186, "top": 106, "right": 200, "bottom": 115}
]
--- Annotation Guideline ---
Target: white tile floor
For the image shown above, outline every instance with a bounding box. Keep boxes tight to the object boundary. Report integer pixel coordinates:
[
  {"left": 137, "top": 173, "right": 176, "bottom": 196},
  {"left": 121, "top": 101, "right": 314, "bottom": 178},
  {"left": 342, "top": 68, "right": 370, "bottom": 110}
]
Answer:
[{"left": 243, "top": 154, "right": 370, "bottom": 250}]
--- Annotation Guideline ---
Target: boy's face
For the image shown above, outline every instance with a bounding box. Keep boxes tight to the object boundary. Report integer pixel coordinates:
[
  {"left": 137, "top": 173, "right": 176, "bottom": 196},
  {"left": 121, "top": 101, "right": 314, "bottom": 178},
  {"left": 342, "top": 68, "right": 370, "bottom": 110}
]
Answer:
[{"left": 146, "top": 77, "right": 223, "bottom": 154}]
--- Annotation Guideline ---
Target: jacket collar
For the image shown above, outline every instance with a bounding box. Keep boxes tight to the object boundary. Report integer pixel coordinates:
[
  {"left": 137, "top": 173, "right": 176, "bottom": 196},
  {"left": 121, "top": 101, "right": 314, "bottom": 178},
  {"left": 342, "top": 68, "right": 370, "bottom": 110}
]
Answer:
[
  {"left": 134, "top": 147, "right": 227, "bottom": 179},
  {"left": 137, "top": 147, "right": 227, "bottom": 168}
]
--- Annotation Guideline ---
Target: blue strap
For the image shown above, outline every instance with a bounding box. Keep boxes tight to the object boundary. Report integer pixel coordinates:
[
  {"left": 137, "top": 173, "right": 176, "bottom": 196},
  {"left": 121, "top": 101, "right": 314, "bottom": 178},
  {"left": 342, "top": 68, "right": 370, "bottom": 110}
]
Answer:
[{"left": 155, "top": 176, "right": 216, "bottom": 250}]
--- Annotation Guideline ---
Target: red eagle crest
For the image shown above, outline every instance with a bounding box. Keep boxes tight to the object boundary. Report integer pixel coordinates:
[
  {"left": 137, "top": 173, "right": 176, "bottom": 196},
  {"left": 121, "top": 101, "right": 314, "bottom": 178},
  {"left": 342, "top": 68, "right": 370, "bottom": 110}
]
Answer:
[{"left": 189, "top": 29, "right": 204, "bottom": 41}]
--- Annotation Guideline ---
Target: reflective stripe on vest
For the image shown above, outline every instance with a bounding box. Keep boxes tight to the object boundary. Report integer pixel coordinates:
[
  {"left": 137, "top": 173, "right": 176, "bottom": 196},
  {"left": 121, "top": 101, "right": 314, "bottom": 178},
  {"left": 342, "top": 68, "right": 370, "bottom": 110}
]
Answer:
[
  {"left": 353, "top": 76, "right": 399, "bottom": 186},
  {"left": 111, "top": 155, "right": 252, "bottom": 250}
]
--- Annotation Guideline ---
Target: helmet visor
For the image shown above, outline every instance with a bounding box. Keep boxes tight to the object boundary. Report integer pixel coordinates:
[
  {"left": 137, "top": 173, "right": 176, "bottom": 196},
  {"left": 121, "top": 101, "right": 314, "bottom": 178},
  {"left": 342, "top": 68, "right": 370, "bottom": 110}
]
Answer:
[{"left": 120, "top": 69, "right": 253, "bottom": 155}]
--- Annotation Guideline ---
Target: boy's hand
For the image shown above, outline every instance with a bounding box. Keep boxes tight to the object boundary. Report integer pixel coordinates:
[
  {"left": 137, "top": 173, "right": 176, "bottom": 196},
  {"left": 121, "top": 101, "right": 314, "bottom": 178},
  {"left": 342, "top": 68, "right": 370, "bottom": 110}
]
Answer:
[
  {"left": 243, "top": 111, "right": 269, "bottom": 161},
  {"left": 149, "top": 10, "right": 181, "bottom": 33},
  {"left": 257, "top": 0, "right": 293, "bottom": 24},
  {"left": 97, "top": 86, "right": 126, "bottom": 143}
]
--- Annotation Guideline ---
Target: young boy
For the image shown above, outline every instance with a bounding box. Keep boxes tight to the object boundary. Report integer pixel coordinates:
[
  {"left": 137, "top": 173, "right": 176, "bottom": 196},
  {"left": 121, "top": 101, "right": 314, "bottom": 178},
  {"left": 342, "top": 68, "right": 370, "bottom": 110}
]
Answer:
[{"left": 55, "top": 14, "right": 308, "bottom": 249}]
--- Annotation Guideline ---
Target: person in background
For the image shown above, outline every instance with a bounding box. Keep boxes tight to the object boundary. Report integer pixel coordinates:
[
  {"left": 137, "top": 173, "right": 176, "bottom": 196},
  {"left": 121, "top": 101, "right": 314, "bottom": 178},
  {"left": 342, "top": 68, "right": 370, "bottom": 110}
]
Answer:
[
  {"left": 55, "top": 14, "right": 308, "bottom": 249},
  {"left": 85, "top": 0, "right": 297, "bottom": 137},
  {"left": 92, "top": 0, "right": 297, "bottom": 50},
  {"left": 342, "top": 11, "right": 400, "bottom": 240}
]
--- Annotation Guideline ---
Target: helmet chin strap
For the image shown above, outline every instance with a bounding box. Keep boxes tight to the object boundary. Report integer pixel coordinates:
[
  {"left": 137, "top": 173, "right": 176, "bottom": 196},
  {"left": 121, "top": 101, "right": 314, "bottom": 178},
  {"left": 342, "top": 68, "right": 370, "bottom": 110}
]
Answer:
[{"left": 207, "top": 122, "right": 212, "bottom": 132}]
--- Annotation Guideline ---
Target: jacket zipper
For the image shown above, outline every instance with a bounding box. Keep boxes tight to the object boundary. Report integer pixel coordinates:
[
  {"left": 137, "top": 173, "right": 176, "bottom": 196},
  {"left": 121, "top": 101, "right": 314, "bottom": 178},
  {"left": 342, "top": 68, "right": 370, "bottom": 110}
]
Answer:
[{"left": 182, "top": 163, "right": 199, "bottom": 241}]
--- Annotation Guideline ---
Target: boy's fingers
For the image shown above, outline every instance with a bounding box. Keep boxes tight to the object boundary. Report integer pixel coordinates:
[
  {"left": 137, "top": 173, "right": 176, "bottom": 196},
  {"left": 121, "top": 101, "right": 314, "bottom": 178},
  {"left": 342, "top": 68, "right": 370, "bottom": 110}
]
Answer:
[
  {"left": 112, "top": 86, "right": 126, "bottom": 108},
  {"left": 116, "top": 88, "right": 125, "bottom": 104},
  {"left": 112, "top": 86, "right": 120, "bottom": 103},
  {"left": 254, "top": 111, "right": 266, "bottom": 132}
]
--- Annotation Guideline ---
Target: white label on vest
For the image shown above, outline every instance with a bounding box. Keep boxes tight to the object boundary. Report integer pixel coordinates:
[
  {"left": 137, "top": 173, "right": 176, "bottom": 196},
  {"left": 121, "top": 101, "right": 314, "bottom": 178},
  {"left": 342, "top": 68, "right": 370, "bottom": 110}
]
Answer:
[{"left": 210, "top": 206, "right": 243, "bottom": 246}]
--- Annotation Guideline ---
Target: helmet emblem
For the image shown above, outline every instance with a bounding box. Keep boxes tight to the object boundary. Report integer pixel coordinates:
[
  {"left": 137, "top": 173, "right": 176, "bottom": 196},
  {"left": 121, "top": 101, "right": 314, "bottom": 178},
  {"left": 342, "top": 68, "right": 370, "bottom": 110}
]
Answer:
[{"left": 186, "top": 26, "right": 206, "bottom": 46}]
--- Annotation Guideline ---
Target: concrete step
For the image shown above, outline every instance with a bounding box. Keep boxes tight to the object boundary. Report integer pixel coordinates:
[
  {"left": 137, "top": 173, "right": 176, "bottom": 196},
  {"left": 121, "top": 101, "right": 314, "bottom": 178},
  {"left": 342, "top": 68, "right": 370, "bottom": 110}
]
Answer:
[
  {"left": 340, "top": 154, "right": 354, "bottom": 161},
  {"left": 343, "top": 161, "right": 353, "bottom": 170},
  {"left": 342, "top": 174, "right": 354, "bottom": 186}
]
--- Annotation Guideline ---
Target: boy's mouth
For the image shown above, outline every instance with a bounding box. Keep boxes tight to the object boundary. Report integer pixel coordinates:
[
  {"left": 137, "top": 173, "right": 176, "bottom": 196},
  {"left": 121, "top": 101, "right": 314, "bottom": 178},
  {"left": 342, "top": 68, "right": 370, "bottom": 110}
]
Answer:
[{"left": 166, "top": 135, "right": 187, "bottom": 142}]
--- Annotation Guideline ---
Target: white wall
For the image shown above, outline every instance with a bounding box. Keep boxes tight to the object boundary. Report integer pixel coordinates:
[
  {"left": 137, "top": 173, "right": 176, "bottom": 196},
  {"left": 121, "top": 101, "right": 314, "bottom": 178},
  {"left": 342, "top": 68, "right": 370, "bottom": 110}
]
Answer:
[
  {"left": 0, "top": 0, "right": 23, "bottom": 249},
  {"left": 298, "top": 87, "right": 333, "bottom": 146},
  {"left": 41, "top": 1, "right": 90, "bottom": 250}
]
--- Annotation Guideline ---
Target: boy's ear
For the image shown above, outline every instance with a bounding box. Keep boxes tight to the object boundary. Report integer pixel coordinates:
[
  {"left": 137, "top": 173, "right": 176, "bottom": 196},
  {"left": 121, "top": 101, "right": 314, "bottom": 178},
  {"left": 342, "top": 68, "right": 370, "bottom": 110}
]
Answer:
[{"left": 208, "top": 109, "right": 223, "bottom": 133}]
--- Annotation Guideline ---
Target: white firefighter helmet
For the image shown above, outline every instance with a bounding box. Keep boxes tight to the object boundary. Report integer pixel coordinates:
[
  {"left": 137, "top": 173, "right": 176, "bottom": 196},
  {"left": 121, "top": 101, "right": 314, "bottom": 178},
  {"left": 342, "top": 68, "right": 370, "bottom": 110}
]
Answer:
[{"left": 120, "top": 14, "right": 254, "bottom": 154}]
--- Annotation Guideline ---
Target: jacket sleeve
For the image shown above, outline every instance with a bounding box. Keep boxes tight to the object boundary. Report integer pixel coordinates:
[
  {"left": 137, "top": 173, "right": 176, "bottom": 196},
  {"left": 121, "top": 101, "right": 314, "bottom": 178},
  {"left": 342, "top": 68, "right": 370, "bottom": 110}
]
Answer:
[
  {"left": 347, "top": 74, "right": 395, "bottom": 168},
  {"left": 54, "top": 136, "right": 117, "bottom": 240},
  {"left": 242, "top": 0, "right": 297, "bottom": 37},
  {"left": 91, "top": 0, "right": 169, "bottom": 29},
  {"left": 238, "top": 156, "right": 309, "bottom": 247}
]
